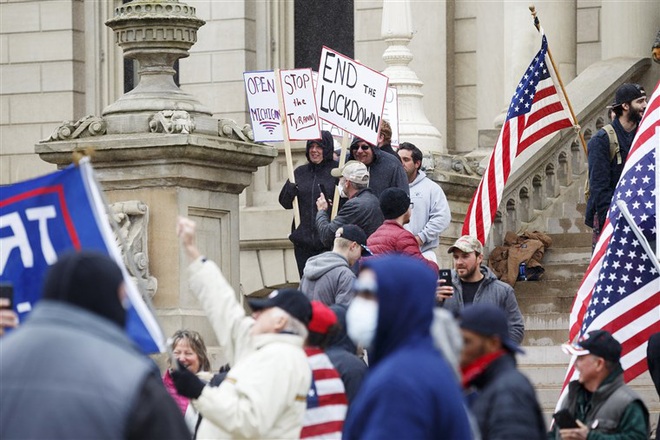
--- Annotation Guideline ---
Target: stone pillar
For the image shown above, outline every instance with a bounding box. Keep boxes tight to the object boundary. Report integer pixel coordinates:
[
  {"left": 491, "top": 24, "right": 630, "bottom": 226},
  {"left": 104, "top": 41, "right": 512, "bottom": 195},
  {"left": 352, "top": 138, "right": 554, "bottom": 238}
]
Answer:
[
  {"left": 34, "top": 0, "right": 277, "bottom": 361},
  {"left": 381, "top": 0, "right": 443, "bottom": 152},
  {"left": 601, "top": 2, "right": 660, "bottom": 60}
]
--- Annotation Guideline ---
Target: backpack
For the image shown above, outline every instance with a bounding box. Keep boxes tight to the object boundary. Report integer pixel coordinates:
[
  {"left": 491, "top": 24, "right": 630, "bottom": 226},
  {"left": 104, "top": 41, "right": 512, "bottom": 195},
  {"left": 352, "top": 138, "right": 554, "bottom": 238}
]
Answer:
[{"left": 584, "top": 124, "right": 621, "bottom": 198}]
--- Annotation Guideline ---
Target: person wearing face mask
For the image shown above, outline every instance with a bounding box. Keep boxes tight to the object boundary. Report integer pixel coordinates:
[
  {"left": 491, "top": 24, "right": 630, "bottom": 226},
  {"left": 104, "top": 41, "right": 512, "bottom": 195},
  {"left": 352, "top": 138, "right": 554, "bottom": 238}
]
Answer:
[
  {"left": 343, "top": 254, "right": 472, "bottom": 439},
  {"left": 315, "top": 160, "right": 384, "bottom": 248},
  {"left": 172, "top": 217, "right": 312, "bottom": 439},
  {"left": 279, "top": 131, "right": 339, "bottom": 277},
  {"left": 0, "top": 251, "right": 189, "bottom": 440}
]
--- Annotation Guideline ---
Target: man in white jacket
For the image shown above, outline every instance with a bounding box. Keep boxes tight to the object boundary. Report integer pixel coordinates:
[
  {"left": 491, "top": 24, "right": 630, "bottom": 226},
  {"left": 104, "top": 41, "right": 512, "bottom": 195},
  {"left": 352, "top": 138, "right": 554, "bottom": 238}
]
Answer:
[
  {"left": 398, "top": 142, "right": 451, "bottom": 263},
  {"left": 173, "top": 217, "right": 312, "bottom": 439}
]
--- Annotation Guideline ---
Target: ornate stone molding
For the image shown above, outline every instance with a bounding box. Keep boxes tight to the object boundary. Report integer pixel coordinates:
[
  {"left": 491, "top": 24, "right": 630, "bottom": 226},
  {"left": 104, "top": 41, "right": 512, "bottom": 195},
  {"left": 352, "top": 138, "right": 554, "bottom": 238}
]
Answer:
[
  {"left": 45, "top": 115, "right": 107, "bottom": 141},
  {"left": 218, "top": 119, "right": 255, "bottom": 142},
  {"left": 110, "top": 200, "right": 157, "bottom": 299},
  {"left": 149, "top": 110, "right": 195, "bottom": 134}
]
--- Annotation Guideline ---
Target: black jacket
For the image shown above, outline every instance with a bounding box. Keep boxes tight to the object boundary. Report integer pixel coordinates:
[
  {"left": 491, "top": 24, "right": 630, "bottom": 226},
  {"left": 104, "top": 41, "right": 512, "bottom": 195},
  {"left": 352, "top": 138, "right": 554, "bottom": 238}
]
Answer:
[
  {"left": 585, "top": 117, "right": 637, "bottom": 227},
  {"left": 279, "top": 131, "right": 338, "bottom": 251},
  {"left": 468, "top": 353, "right": 546, "bottom": 440},
  {"left": 348, "top": 139, "right": 408, "bottom": 197},
  {"left": 315, "top": 188, "right": 384, "bottom": 248}
]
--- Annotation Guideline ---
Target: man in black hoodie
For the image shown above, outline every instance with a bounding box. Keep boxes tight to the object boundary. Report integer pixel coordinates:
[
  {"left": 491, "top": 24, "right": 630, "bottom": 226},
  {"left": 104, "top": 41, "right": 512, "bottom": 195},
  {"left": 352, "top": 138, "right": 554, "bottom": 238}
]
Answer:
[
  {"left": 280, "top": 130, "right": 339, "bottom": 276},
  {"left": 348, "top": 136, "right": 408, "bottom": 197}
]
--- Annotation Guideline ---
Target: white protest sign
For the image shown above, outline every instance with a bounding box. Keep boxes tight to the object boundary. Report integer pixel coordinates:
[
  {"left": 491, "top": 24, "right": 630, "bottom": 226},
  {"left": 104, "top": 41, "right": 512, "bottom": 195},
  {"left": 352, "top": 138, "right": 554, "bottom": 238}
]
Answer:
[
  {"left": 243, "top": 70, "right": 283, "bottom": 142},
  {"left": 383, "top": 87, "right": 400, "bottom": 146},
  {"left": 316, "top": 47, "right": 389, "bottom": 145},
  {"left": 312, "top": 71, "right": 345, "bottom": 138},
  {"left": 278, "top": 68, "right": 320, "bottom": 141}
]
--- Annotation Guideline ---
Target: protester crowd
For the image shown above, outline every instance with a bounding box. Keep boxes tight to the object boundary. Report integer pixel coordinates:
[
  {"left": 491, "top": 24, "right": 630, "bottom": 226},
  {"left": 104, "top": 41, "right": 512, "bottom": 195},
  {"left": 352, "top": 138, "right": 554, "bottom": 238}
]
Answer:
[{"left": 1, "top": 113, "right": 658, "bottom": 440}]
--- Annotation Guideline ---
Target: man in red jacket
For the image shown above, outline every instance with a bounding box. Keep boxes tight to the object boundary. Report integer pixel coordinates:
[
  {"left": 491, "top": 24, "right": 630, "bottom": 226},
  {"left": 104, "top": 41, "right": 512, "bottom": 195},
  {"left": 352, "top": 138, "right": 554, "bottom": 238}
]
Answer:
[{"left": 367, "top": 187, "right": 438, "bottom": 272}]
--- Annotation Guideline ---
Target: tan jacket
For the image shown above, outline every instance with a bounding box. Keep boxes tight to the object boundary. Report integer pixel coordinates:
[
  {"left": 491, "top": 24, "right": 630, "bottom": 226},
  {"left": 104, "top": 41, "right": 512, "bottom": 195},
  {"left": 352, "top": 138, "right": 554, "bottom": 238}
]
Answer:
[{"left": 188, "top": 258, "right": 311, "bottom": 439}]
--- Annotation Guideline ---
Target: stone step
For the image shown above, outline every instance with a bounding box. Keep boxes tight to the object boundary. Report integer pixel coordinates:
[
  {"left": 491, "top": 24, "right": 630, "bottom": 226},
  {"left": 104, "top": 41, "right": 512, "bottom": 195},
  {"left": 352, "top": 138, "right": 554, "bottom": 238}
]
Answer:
[
  {"left": 543, "top": 248, "right": 592, "bottom": 265},
  {"left": 514, "top": 279, "right": 582, "bottom": 298},
  {"left": 546, "top": 232, "right": 592, "bottom": 249},
  {"left": 517, "top": 295, "right": 576, "bottom": 314},
  {"left": 523, "top": 329, "right": 570, "bottom": 346},
  {"left": 536, "top": 263, "right": 589, "bottom": 281}
]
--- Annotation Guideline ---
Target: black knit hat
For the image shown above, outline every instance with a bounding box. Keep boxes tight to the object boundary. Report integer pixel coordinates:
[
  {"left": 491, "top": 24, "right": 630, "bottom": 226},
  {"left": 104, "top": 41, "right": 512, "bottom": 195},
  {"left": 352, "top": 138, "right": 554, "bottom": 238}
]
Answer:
[{"left": 379, "top": 187, "right": 410, "bottom": 220}]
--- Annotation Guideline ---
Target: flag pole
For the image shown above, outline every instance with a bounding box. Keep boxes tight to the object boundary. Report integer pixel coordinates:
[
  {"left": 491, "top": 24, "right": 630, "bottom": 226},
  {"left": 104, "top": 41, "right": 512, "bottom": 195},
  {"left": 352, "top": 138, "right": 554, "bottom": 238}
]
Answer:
[{"left": 529, "top": 5, "right": 587, "bottom": 157}]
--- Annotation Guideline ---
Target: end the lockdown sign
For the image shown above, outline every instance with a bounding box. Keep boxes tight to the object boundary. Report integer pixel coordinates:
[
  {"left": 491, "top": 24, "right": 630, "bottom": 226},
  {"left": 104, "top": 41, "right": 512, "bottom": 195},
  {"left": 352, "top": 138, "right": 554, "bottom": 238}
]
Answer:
[
  {"left": 244, "top": 71, "right": 283, "bottom": 142},
  {"left": 315, "top": 47, "right": 389, "bottom": 145}
]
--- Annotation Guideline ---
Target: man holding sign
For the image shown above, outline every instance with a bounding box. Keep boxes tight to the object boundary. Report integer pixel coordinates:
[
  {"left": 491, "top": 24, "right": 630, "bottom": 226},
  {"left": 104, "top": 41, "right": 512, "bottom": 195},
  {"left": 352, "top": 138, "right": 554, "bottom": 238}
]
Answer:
[{"left": 279, "top": 131, "right": 338, "bottom": 276}]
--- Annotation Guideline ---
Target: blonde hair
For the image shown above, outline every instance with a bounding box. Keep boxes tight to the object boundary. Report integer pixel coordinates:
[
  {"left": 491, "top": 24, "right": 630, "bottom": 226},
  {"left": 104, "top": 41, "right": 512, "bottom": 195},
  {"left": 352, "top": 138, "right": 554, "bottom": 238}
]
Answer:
[{"left": 170, "top": 329, "right": 211, "bottom": 372}]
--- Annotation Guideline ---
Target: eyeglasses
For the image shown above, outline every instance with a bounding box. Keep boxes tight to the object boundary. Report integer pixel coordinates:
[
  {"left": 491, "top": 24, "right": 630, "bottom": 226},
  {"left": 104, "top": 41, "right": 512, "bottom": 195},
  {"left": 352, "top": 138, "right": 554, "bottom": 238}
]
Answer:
[{"left": 351, "top": 144, "right": 370, "bottom": 151}]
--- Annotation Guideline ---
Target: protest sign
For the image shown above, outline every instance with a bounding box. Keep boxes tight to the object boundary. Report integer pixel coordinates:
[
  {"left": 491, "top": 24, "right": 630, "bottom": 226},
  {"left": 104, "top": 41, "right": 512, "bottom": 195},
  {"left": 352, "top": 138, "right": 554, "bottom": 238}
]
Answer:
[
  {"left": 244, "top": 70, "right": 284, "bottom": 142},
  {"left": 383, "top": 87, "right": 400, "bottom": 146},
  {"left": 315, "top": 47, "right": 389, "bottom": 145},
  {"left": 0, "top": 160, "right": 165, "bottom": 353},
  {"left": 278, "top": 68, "right": 321, "bottom": 141}
]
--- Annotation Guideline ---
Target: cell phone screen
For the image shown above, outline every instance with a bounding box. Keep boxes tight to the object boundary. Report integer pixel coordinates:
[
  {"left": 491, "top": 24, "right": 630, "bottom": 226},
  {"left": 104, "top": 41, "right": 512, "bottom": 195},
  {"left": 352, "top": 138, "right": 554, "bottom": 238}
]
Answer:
[
  {"left": 438, "top": 269, "right": 452, "bottom": 285},
  {"left": 0, "top": 283, "right": 13, "bottom": 307},
  {"left": 553, "top": 409, "right": 578, "bottom": 429}
]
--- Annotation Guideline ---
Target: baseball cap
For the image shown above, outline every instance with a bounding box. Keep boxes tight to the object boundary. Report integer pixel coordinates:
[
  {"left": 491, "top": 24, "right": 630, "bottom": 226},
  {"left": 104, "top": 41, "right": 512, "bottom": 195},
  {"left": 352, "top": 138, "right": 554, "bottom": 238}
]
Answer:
[
  {"left": 308, "top": 301, "right": 338, "bottom": 334},
  {"left": 460, "top": 303, "right": 524, "bottom": 354},
  {"left": 331, "top": 160, "right": 369, "bottom": 184},
  {"left": 609, "top": 83, "right": 646, "bottom": 108},
  {"left": 248, "top": 288, "right": 312, "bottom": 325},
  {"left": 561, "top": 330, "right": 622, "bottom": 363},
  {"left": 448, "top": 235, "right": 483, "bottom": 255},
  {"left": 336, "top": 224, "right": 372, "bottom": 256}
]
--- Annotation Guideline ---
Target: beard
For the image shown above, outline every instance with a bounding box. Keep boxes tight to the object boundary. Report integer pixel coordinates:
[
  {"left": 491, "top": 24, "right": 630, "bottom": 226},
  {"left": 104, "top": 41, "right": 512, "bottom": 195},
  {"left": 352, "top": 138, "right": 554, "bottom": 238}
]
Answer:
[{"left": 628, "top": 106, "right": 643, "bottom": 124}]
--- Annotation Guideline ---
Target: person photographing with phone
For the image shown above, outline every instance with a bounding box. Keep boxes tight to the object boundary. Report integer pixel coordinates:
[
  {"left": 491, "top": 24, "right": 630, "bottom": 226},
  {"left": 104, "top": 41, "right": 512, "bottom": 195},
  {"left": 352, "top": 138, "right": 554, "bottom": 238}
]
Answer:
[
  {"left": 550, "top": 330, "right": 649, "bottom": 440},
  {"left": 437, "top": 235, "right": 524, "bottom": 345}
]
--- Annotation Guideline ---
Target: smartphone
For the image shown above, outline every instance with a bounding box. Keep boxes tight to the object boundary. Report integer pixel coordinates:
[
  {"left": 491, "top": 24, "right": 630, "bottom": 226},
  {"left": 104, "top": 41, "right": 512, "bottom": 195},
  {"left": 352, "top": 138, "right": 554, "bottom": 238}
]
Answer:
[
  {"left": 0, "top": 283, "right": 13, "bottom": 308},
  {"left": 318, "top": 183, "right": 328, "bottom": 199},
  {"left": 438, "top": 269, "right": 452, "bottom": 286},
  {"left": 553, "top": 409, "right": 578, "bottom": 429}
]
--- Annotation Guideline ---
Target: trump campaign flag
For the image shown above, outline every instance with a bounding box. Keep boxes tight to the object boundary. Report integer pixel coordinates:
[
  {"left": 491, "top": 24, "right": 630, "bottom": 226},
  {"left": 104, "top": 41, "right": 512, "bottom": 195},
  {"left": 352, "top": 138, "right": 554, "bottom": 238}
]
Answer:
[
  {"left": 462, "top": 34, "right": 574, "bottom": 244},
  {"left": 0, "top": 159, "right": 165, "bottom": 353},
  {"left": 557, "top": 80, "right": 660, "bottom": 408}
]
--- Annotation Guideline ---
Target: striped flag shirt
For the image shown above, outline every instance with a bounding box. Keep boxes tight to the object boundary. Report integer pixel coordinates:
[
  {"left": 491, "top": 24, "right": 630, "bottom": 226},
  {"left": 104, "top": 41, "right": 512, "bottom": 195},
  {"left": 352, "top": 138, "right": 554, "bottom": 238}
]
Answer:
[
  {"left": 301, "top": 347, "right": 348, "bottom": 439},
  {"left": 462, "top": 34, "right": 574, "bottom": 244},
  {"left": 557, "top": 80, "right": 660, "bottom": 407}
]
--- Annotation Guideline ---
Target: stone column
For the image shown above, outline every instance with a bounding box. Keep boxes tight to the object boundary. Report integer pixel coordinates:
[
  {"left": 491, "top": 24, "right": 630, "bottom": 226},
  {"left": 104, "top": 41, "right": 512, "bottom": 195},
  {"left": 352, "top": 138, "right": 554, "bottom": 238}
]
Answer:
[
  {"left": 601, "top": 2, "right": 660, "bottom": 60},
  {"left": 381, "top": 0, "right": 443, "bottom": 152},
  {"left": 35, "top": 0, "right": 276, "bottom": 363}
]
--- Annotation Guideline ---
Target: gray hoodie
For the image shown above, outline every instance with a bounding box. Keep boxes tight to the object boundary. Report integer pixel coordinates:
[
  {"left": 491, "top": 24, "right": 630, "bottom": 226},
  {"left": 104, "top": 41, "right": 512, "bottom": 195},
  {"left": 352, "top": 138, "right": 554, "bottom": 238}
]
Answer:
[{"left": 299, "top": 251, "right": 356, "bottom": 306}]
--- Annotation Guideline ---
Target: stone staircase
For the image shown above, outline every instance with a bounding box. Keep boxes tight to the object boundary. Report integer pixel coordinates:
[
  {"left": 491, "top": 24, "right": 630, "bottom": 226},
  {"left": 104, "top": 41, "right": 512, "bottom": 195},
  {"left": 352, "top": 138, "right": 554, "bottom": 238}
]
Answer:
[{"left": 512, "top": 230, "right": 660, "bottom": 430}]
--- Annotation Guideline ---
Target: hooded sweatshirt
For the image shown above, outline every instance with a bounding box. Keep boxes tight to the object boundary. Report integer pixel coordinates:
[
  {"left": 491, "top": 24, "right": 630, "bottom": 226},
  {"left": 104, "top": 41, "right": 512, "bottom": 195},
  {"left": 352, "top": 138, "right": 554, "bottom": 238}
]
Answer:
[
  {"left": 348, "top": 137, "right": 409, "bottom": 197},
  {"left": 299, "top": 251, "right": 356, "bottom": 306},
  {"left": 343, "top": 255, "right": 471, "bottom": 439},
  {"left": 279, "top": 131, "right": 338, "bottom": 252},
  {"left": 326, "top": 304, "right": 368, "bottom": 403},
  {"left": 404, "top": 169, "right": 451, "bottom": 253}
]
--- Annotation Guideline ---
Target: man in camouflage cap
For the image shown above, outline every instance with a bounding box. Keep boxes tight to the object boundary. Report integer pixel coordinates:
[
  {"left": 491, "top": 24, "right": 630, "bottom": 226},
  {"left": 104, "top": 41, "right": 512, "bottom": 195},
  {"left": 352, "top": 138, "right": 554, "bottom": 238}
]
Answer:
[{"left": 437, "top": 235, "right": 524, "bottom": 344}]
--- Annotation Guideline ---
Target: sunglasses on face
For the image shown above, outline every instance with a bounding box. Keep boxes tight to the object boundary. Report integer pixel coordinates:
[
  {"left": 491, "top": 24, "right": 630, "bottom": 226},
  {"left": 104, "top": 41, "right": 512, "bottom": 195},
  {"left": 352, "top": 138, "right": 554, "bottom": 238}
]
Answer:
[{"left": 351, "top": 144, "right": 370, "bottom": 151}]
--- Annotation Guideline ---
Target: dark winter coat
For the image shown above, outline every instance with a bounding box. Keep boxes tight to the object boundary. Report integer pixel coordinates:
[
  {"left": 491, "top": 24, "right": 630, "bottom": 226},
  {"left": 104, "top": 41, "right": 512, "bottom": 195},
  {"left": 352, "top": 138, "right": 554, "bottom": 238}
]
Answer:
[
  {"left": 349, "top": 138, "right": 409, "bottom": 197},
  {"left": 315, "top": 188, "right": 384, "bottom": 248},
  {"left": 326, "top": 304, "right": 368, "bottom": 404},
  {"left": 367, "top": 219, "right": 439, "bottom": 272},
  {"left": 468, "top": 353, "right": 546, "bottom": 440},
  {"left": 343, "top": 255, "right": 472, "bottom": 439},
  {"left": 585, "top": 117, "right": 637, "bottom": 228},
  {"left": 279, "top": 131, "right": 338, "bottom": 252}
]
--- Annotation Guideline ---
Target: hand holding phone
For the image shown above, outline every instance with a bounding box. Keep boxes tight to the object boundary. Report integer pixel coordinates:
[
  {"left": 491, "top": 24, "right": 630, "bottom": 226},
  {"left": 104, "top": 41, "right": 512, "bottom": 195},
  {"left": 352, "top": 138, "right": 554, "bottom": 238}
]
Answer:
[
  {"left": 436, "top": 270, "right": 454, "bottom": 303},
  {"left": 553, "top": 409, "right": 578, "bottom": 429}
]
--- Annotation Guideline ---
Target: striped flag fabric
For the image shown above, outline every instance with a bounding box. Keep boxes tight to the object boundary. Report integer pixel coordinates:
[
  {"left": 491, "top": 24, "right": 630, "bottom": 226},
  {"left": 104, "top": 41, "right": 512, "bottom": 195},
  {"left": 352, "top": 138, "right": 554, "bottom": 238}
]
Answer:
[
  {"left": 558, "top": 80, "right": 660, "bottom": 406},
  {"left": 301, "top": 347, "right": 348, "bottom": 439},
  {"left": 462, "top": 34, "right": 574, "bottom": 244}
]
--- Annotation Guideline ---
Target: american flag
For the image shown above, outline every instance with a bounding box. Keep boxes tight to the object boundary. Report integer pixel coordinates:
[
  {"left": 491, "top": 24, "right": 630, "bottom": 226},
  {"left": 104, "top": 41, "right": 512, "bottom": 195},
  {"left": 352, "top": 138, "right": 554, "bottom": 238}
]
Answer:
[
  {"left": 558, "top": 80, "right": 660, "bottom": 405},
  {"left": 462, "top": 34, "right": 574, "bottom": 244}
]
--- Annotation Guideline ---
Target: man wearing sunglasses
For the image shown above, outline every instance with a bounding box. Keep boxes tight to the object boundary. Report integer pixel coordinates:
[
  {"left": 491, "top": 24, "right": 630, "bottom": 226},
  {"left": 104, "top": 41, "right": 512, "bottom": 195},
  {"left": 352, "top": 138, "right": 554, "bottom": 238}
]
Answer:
[{"left": 348, "top": 137, "right": 408, "bottom": 197}]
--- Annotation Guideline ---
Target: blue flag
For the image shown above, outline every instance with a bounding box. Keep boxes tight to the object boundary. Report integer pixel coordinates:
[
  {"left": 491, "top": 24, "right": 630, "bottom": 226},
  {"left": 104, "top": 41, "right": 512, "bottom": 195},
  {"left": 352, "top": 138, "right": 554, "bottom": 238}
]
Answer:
[{"left": 0, "top": 160, "right": 165, "bottom": 353}]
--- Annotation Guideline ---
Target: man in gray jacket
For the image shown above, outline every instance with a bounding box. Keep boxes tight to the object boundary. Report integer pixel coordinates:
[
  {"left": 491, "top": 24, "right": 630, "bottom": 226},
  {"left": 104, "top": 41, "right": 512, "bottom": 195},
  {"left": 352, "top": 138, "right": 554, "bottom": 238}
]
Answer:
[
  {"left": 300, "top": 224, "right": 370, "bottom": 306},
  {"left": 438, "top": 235, "right": 524, "bottom": 344}
]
